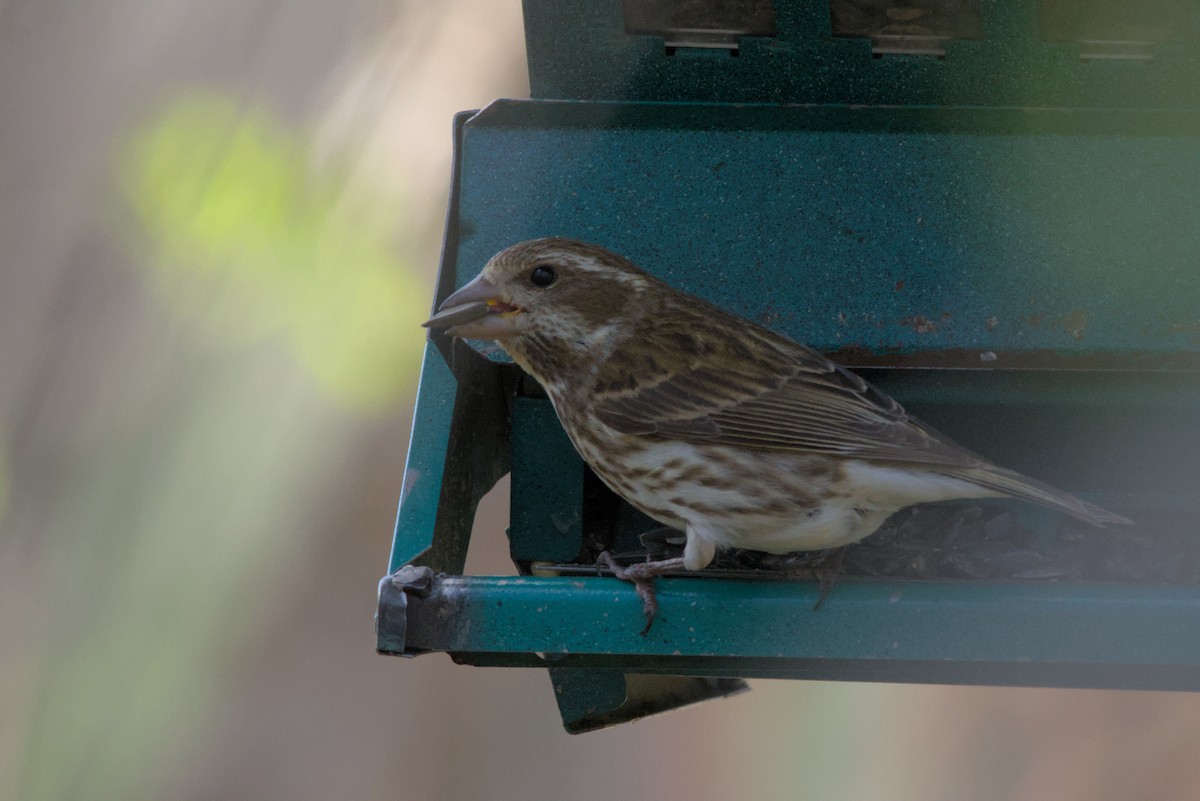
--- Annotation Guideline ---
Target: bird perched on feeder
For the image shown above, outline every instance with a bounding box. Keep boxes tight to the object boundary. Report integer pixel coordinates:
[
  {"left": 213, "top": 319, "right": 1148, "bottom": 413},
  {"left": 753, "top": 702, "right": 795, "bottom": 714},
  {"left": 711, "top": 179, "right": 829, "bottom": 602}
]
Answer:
[{"left": 424, "top": 238, "right": 1130, "bottom": 629}]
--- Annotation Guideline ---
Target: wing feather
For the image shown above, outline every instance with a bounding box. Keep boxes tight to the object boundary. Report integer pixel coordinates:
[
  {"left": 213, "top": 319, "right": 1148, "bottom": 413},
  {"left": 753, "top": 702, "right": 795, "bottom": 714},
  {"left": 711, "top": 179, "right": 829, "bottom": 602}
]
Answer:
[{"left": 590, "top": 300, "right": 985, "bottom": 468}]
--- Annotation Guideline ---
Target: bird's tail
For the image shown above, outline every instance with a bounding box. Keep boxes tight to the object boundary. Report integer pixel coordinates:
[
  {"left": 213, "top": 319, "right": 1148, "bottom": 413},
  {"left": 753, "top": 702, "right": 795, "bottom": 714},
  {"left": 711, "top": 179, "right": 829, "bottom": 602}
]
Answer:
[{"left": 936, "top": 464, "right": 1132, "bottom": 526}]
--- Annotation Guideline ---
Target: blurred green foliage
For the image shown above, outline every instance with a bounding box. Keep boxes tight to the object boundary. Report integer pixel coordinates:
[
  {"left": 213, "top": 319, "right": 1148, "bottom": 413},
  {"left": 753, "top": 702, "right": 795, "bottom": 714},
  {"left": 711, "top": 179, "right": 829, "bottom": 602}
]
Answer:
[
  {"left": 122, "top": 92, "right": 428, "bottom": 410},
  {"left": 7, "top": 91, "right": 433, "bottom": 801}
]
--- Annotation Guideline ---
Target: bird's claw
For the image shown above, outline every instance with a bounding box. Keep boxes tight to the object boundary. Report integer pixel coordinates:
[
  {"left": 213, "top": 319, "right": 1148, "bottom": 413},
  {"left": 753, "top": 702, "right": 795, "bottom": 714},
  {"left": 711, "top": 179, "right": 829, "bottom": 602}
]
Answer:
[
  {"left": 631, "top": 580, "right": 658, "bottom": 636},
  {"left": 596, "top": 551, "right": 673, "bottom": 634},
  {"left": 787, "top": 546, "right": 846, "bottom": 610}
]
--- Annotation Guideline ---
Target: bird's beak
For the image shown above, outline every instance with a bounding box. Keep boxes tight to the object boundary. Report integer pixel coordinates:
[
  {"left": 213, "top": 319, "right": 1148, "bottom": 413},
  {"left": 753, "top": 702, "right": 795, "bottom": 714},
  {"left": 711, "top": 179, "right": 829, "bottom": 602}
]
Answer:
[{"left": 421, "top": 273, "right": 521, "bottom": 339}]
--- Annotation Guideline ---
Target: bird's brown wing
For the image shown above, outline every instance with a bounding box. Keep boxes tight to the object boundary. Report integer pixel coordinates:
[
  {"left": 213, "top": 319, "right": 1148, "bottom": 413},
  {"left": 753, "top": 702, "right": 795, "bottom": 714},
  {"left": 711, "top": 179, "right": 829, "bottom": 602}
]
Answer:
[{"left": 591, "top": 307, "right": 986, "bottom": 468}]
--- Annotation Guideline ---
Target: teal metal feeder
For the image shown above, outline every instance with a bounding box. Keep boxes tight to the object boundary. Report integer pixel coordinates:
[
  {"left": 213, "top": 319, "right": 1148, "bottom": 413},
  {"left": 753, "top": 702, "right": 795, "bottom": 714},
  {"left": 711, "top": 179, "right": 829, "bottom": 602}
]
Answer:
[{"left": 378, "top": 0, "right": 1200, "bottom": 732}]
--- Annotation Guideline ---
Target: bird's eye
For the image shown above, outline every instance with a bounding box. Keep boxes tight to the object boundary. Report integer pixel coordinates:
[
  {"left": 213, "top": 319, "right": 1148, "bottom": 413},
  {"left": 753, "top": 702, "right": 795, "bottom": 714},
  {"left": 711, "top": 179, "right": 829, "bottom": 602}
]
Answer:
[{"left": 529, "top": 265, "right": 557, "bottom": 288}]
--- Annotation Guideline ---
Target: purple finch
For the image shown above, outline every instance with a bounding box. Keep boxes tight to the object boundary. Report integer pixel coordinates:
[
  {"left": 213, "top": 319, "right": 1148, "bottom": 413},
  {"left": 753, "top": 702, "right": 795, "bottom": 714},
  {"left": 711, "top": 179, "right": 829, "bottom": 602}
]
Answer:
[{"left": 424, "top": 238, "right": 1130, "bottom": 622}]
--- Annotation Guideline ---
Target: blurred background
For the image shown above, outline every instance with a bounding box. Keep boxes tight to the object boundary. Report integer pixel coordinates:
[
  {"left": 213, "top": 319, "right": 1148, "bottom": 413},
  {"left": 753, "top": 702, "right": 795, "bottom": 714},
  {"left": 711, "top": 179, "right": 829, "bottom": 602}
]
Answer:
[{"left": 4, "top": 2, "right": 1200, "bottom": 799}]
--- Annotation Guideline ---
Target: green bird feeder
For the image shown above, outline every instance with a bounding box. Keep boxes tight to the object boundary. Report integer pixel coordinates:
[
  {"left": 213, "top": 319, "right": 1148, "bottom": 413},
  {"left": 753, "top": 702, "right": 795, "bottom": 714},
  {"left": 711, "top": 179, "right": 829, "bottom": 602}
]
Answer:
[{"left": 377, "top": 0, "right": 1200, "bottom": 733}]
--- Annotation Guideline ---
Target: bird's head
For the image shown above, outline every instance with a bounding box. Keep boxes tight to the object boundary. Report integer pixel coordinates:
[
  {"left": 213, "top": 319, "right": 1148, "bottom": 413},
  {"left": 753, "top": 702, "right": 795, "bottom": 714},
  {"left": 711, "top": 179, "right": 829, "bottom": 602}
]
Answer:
[{"left": 423, "top": 238, "right": 654, "bottom": 365}]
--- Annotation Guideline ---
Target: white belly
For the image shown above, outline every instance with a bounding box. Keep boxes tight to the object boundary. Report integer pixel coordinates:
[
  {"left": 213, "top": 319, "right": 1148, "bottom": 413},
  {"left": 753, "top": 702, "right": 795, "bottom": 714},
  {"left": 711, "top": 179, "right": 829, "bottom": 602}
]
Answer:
[
  {"left": 582, "top": 438, "right": 999, "bottom": 568},
  {"left": 559, "top": 404, "right": 998, "bottom": 570}
]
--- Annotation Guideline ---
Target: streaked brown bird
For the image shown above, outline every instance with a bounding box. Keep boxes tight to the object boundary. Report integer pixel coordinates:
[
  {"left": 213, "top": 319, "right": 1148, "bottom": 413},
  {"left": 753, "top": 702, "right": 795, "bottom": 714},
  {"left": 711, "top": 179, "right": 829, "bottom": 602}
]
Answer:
[{"left": 424, "top": 238, "right": 1130, "bottom": 627}]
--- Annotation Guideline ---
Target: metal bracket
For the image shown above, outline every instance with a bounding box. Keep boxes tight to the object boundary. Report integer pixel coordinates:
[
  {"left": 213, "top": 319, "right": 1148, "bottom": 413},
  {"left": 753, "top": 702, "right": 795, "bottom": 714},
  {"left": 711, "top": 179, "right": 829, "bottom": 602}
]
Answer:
[{"left": 376, "top": 565, "right": 437, "bottom": 657}]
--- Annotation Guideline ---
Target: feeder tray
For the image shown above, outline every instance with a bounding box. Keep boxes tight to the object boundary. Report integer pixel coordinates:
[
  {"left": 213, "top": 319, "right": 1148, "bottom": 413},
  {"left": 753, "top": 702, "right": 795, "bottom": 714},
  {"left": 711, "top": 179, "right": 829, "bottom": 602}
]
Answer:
[{"left": 378, "top": 0, "right": 1200, "bottom": 732}]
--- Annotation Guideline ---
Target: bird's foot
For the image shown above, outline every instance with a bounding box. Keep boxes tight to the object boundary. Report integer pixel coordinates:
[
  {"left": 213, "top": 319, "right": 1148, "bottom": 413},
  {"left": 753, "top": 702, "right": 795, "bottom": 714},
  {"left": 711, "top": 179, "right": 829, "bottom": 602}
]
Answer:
[
  {"left": 753, "top": 547, "right": 847, "bottom": 610},
  {"left": 801, "top": 547, "right": 846, "bottom": 611},
  {"left": 596, "top": 551, "right": 687, "bottom": 635}
]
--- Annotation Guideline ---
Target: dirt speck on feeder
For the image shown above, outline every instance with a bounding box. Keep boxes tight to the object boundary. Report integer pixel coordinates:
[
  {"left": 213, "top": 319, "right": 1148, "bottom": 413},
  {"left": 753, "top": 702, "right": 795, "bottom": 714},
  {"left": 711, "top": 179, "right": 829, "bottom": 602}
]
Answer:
[
  {"left": 900, "top": 315, "right": 938, "bottom": 333},
  {"left": 1059, "top": 309, "right": 1088, "bottom": 340}
]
